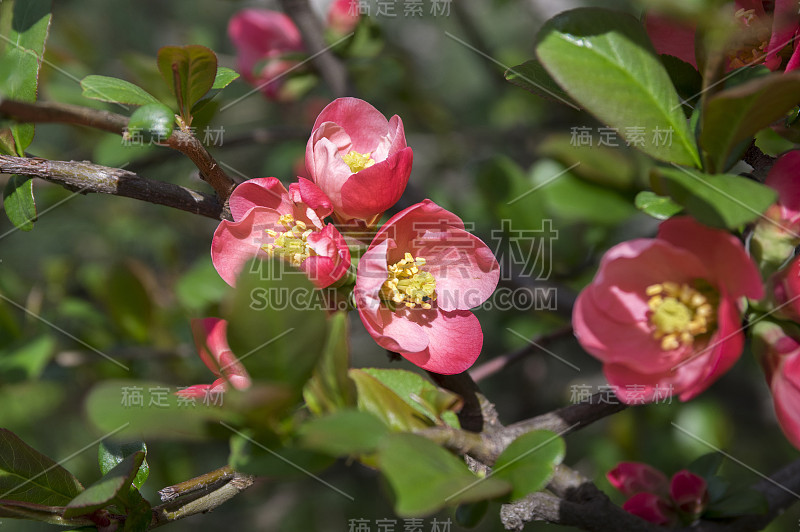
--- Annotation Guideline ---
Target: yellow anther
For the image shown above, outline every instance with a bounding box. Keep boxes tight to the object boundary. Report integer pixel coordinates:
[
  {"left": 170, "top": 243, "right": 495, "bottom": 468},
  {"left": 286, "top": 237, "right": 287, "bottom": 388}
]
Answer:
[
  {"left": 646, "top": 281, "right": 717, "bottom": 351},
  {"left": 342, "top": 150, "right": 376, "bottom": 173},
  {"left": 261, "top": 214, "right": 315, "bottom": 267},
  {"left": 381, "top": 253, "right": 437, "bottom": 310}
]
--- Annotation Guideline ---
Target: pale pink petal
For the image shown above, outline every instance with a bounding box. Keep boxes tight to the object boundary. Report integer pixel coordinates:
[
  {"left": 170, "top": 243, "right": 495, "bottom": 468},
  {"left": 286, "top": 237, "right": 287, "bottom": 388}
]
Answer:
[
  {"left": 312, "top": 97, "right": 390, "bottom": 153},
  {"left": 657, "top": 217, "right": 763, "bottom": 299},
  {"left": 229, "top": 177, "right": 291, "bottom": 221},
  {"left": 339, "top": 147, "right": 413, "bottom": 220},
  {"left": 371, "top": 115, "right": 408, "bottom": 161},
  {"left": 399, "top": 309, "right": 483, "bottom": 374},
  {"left": 211, "top": 207, "right": 281, "bottom": 286},
  {"left": 309, "top": 135, "right": 354, "bottom": 210}
]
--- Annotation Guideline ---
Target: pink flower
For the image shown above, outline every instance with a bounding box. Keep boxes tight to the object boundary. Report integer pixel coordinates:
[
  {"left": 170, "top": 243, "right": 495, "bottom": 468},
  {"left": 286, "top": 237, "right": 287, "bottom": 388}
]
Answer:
[
  {"left": 328, "top": 0, "right": 360, "bottom": 35},
  {"left": 764, "top": 151, "right": 800, "bottom": 228},
  {"left": 228, "top": 9, "right": 304, "bottom": 100},
  {"left": 754, "top": 321, "right": 800, "bottom": 450},
  {"left": 607, "top": 462, "right": 669, "bottom": 498},
  {"left": 772, "top": 255, "right": 800, "bottom": 321},
  {"left": 305, "top": 97, "right": 413, "bottom": 225},
  {"left": 178, "top": 318, "right": 251, "bottom": 398},
  {"left": 573, "top": 217, "right": 763, "bottom": 403},
  {"left": 670, "top": 470, "right": 708, "bottom": 516},
  {"left": 353, "top": 200, "right": 499, "bottom": 374},
  {"left": 751, "top": 152, "right": 800, "bottom": 272},
  {"left": 211, "top": 177, "right": 351, "bottom": 288},
  {"left": 646, "top": 1, "right": 800, "bottom": 72},
  {"left": 622, "top": 492, "right": 676, "bottom": 526}
]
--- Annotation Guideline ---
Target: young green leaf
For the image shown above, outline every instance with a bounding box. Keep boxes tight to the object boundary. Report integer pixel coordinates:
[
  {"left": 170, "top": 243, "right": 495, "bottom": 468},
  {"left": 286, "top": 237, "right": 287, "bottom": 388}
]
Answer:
[
  {"left": 0, "top": 429, "right": 84, "bottom": 505},
  {"left": 0, "top": 0, "right": 52, "bottom": 155},
  {"left": 349, "top": 369, "right": 432, "bottom": 432},
  {"left": 63, "top": 451, "right": 145, "bottom": 518},
  {"left": 127, "top": 104, "right": 175, "bottom": 144},
  {"left": 98, "top": 441, "right": 149, "bottom": 490},
  {"left": 491, "top": 430, "right": 566, "bottom": 501},
  {"left": 653, "top": 167, "right": 777, "bottom": 229},
  {"left": 700, "top": 72, "right": 800, "bottom": 172},
  {"left": 80, "top": 75, "right": 162, "bottom": 106},
  {"left": 157, "top": 45, "right": 218, "bottom": 121},
  {"left": 535, "top": 8, "right": 700, "bottom": 167},
  {"left": 3, "top": 175, "right": 37, "bottom": 231},
  {"left": 634, "top": 191, "right": 683, "bottom": 220},
  {"left": 303, "top": 311, "right": 357, "bottom": 416},
  {"left": 212, "top": 67, "right": 240, "bottom": 90},
  {"left": 298, "top": 410, "right": 388, "bottom": 457},
  {"left": 378, "top": 434, "right": 511, "bottom": 516}
]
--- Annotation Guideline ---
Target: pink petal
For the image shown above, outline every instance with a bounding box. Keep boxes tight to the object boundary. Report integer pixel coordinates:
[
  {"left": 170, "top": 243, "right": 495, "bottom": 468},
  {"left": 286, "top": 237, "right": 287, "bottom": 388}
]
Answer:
[
  {"left": 417, "top": 228, "right": 500, "bottom": 311},
  {"left": 211, "top": 207, "right": 281, "bottom": 286},
  {"left": 607, "top": 462, "right": 669, "bottom": 497},
  {"left": 327, "top": 0, "right": 360, "bottom": 34},
  {"left": 373, "top": 200, "right": 466, "bottom": 256},
  {"left": 670, "top": 470, "right": 708, "bottom": 515},
  {"left": 289, "top": 177, "right": 333, "bottom": 227},
  {"left": 308, "top": 133, "right": 354, "bottom": 210},
  {"left": 399, "top": 309, "right": 483, "bottom": 374},
  {"left": 371, "top": 115, "right": 408, "bottom": 161},
  {"left": 228, "top": 9, "right": 303, "bottom": 86},
  {"left": 311, "top": 97, "right": 390, "bottom": 153},
  {"left": 644, "top": 13, "right": 698, "bottom": 68},
  {"left": 303, "top": 224, "right": 352, "bottom": 288},
  {"left": 622, "top": 493, "right": 676, "bottom": 525},
  {"left": 765, "top": 0, "right": 800, "bottom": 70},
  {"left": 339, "top": 147, "right": 414, "bottom": 220},
  {"left": 229, "top": 177, "right": 292, "bottom": 221},
  {"left": 657, "top": 217, "right": 763, "bottom": 299},
  {"left": 177, "top": 384, "right": 215, "bottom": 398},
  {"left": 191, "top": 318, "right": 229, "bottom": 374},
  {"left": 355, "top": 238, "right": 392, "bottom": 319},
  {"left": 765, "top": 151, "right": 800, "bottom": 225}
]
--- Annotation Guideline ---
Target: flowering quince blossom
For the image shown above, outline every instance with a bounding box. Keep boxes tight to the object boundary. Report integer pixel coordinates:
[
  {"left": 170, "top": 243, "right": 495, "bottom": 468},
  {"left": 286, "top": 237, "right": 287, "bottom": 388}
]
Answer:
[
  {"left": 646, "top": 0, "right": 800, "bottom": 71},
  {"left": 305, "top": 97, "right": 413, "bottom": 225},
  {"left": 772, "top": 255, "right": 800, "bottom": 321},
  {"left": 211, "top": 177, "right": 351, "bottom": 288},
  {"left": 753, "top": 151, "right": 800, "bottom": 272},
  {"left": 755, "top": 321, "right": 800, "bottom": 450},
  {"left": 608, "top": 463, "right": 708, "bottom": 524},
  {"left": 228, "top": 9, "right": 304, "bottom": 100},
  {"left": 178, "top": 318, "right": 251, "bottom": 398},
  {"left": 353, "top": 200, "right": 499, "bottom": 374},
  {"left": 573, "top": 216, "right": 763, "bottom": 403},
  {"left": 327, "top": 0, "right": 360, "bottom": 35}
]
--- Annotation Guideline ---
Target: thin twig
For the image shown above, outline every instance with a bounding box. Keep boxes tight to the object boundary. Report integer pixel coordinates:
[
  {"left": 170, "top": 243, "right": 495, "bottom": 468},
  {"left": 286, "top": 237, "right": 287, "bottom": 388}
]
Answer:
[
  {"left": 0, "top": 98, "right": 236, "bottom": 204},
  {"left": 0, "top": 154, "right": 221, "bottom": 219}
]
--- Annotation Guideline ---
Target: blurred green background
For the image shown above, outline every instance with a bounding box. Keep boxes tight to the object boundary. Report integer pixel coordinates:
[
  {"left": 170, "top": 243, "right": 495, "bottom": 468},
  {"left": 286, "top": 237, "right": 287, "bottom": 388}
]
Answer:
[{"left": 1, "top": 0, "right": 797, "bottom": 530}]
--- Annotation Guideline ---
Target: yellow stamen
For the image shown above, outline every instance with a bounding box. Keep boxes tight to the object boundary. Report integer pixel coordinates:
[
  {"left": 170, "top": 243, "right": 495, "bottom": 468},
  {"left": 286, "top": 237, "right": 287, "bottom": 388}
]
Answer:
[
  {"left": 261, "top": 214, "right": 315, "bottom": 266},
  {"left": 381, "top": 252, "right": 436, "bottom": 309},
  {"left": 727, "top": 8, "right": 771, "bottom": 69},
  {"left": 646, "top": 281, "right": 717, "bottom": 351},
  {"left": 342, "top": 150, "right": 376, "bottom": 173}
]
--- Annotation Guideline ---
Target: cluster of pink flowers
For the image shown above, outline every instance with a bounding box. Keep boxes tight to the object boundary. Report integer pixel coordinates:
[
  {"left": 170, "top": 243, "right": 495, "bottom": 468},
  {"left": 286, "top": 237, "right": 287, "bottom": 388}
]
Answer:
[
  {"left": 183, "top": 97, "right": 500, "bottom": 393},
  {"left": 228, "top": 2, "right": 359, "bottom": 100},
  {"left": 646, "top": 0, "right": 799, "bottom": 72},
  {"left": 608, "top": 462, "right": 709, "bottom": 525}
]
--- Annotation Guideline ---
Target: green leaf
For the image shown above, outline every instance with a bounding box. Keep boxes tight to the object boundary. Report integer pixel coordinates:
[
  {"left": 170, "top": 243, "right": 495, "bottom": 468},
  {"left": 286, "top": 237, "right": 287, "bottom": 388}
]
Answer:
[
  {"left": 63, "top": 451, "right": 145, "bottom": 518},
  {"left": 362, "top": 368, "right": 462, "bottom": 427},
  {"left": 212, "top": 67, "right": 240, "bottom": 90},
  {"left": 537, "top": 134, "right": 640, "bottom": 190},
  {"left": 157, "top": 45, "right": 218, "bottom": 121},
  {"left": 3, "top": 175, "right": 37, "bottom": 231},
  {"left": 535, "top": 8, "right": 700, "bottom": 166},
  {"left": 98, "top": 441, "right": 149, "bottom": 490},
  {"left": 504, "top": 59, "right": 577, "bottom": 108},
  {"left": 80, "top": 75, "right": 161, "bottom": 106},
  {"left": 0, "top": 429, "right": 84, "bottom": 505},
  {"left": 0, "top": 334, "right": 55, "bottom": 381},
  {"left": 122, "top": 488, "right": 152, "bottom": 532},
  {"left": 492, "top": 430, "right": 566, "bottom": 501},
  {"left": 653, "top": 167, "right": 777, "bottom": 229},
  {"left": 303, "top": 311, "right": 356, "bottom": 416},
  {"left": 127, "top": 103, "right": 175, "bottom": 144},
  {"left": 0, "top": 0, "right": 52, "bottom": 155},
  {"left": 85, "top": 380, "right": 234, "bottom": 440},
  {"left": 700, "top": 72, "right": 800, "bottom": 172},
  {"left": 0, "top": 500, "right": 90, "bottom": 526},
  {"left": 378, "top": 434, "right": 511, "bottom": 517},
  {"left": 634, "top": 190, "right": 683, "bottom": 220},
  {"left": 223, "top": 259, "right": 328, "bottom": 395},
  {"left": 349, "top": 369, "right": 432, "bottom": 432},
  {"left": 298, "top": 410, "right": 388, "bottom": 457},
  {"left": 704, "top": 488, "right": 768, "bottom": 518},
  {"left": 228, "top": 429, "right": 334, "bottom": 479},
  {"left": 659, "top": 55, "right": 702, "bottom": 116},
  {"left": 687, "top": 452, "right": 724, "bottom": 479},
  {"left": 175, "top": 256, "right": 230, "bottom": 312}
]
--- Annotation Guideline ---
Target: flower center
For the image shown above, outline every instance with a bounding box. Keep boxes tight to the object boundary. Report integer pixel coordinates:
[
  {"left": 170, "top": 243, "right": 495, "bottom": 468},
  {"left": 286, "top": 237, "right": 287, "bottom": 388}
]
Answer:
[
  {"left": 727, "top": 8, "right": 771, "bottom": 69},
  {"left": 381, "top": 252, "right": 437, "bottom": 309},
  {"left": 262, "top": 214, "right": 315, "bottom": 266},
  {"left": 646, "top": 281, "right": 716, "bottom": 351},
  {"left": 342, "top": 150, "right": 376, "bottom": 173}
]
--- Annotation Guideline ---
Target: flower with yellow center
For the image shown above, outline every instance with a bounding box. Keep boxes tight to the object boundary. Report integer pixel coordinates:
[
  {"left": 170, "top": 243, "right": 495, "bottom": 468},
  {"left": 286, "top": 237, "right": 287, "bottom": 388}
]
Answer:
[
  {"left": 262, "top": 214, "right": 315, "bottom": 267},
  {"left": 727, "top": 8, "right": 772, "bottom": 69},
  {"left": 341, "top": 150, "right": 376, "bottom": 173},
  {"left": 380, "top": 252, "right": 437, "bottom": 309},
  {"left": 646, "top": 281, "right": 716, "bottom": 351}
]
